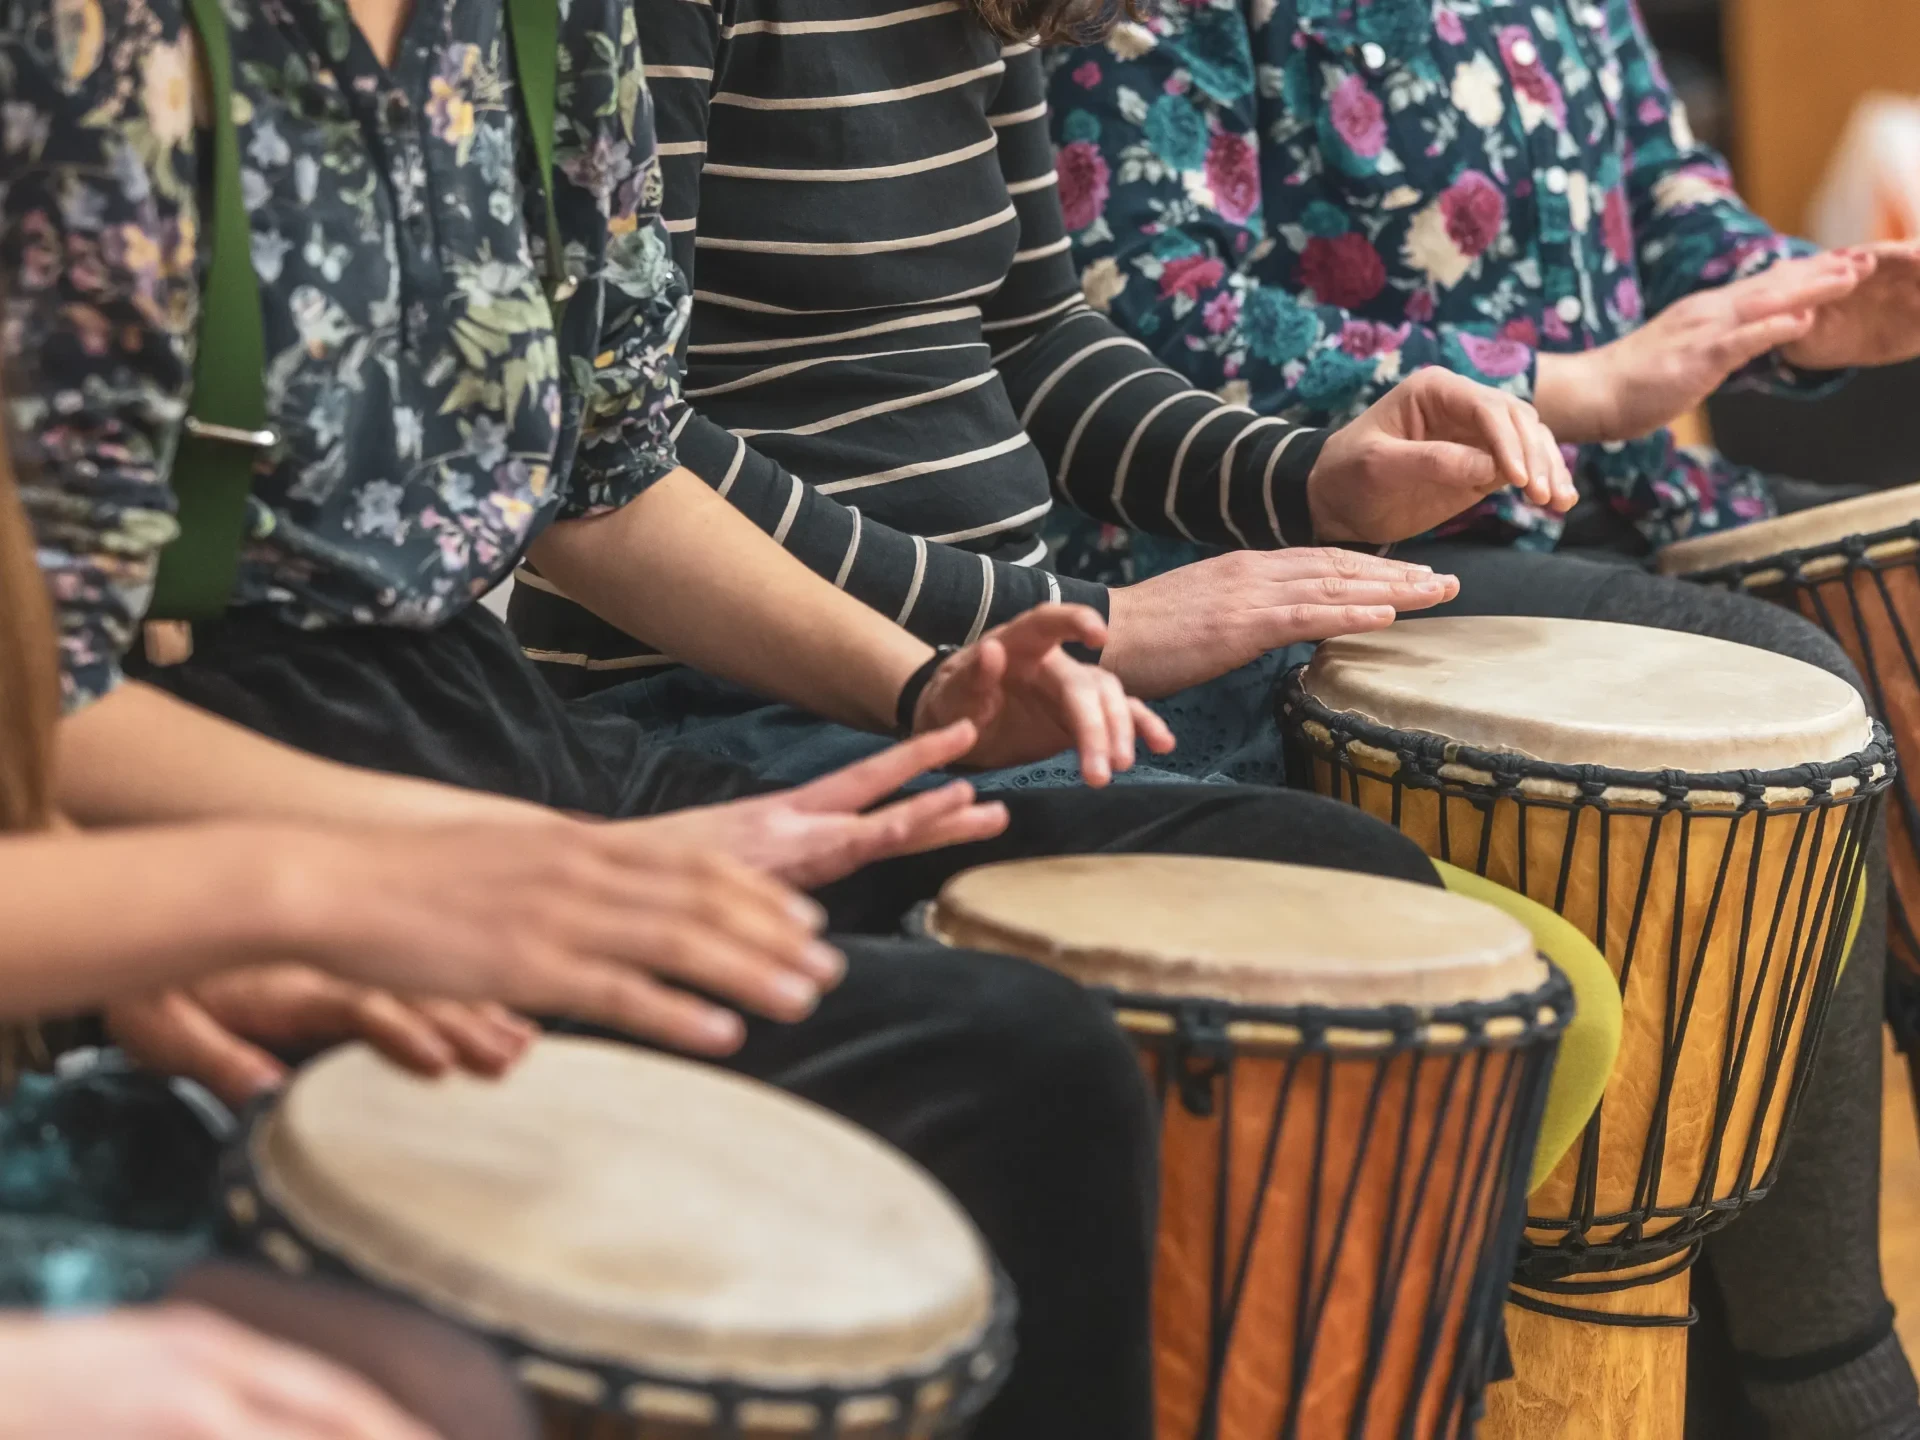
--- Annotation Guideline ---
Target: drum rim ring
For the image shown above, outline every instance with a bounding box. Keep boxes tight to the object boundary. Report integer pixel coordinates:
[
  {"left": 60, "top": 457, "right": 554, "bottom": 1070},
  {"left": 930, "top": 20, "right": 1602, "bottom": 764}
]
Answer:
[{"left": 215, "top": 1095, "right": 1019, "bottom": 1433}]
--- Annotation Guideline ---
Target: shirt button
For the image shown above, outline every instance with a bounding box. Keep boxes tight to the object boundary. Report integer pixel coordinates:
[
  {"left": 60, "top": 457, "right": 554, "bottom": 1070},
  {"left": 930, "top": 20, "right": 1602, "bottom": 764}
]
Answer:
[
  {"left": 1556, "top": 296, "right": 1583, "bottom": 324},
  {"left": 1545, "top": 166, "right": 1569, "bottom": 194},
  {"left": 1359, "top": 41, "right": 1387, "bottom": 72},
  {"left": 386, "top": 92, "right": 410, "bottom": 128},
  {"left": 1510, "top": 37, "right": 1539, "bottom": 67}
]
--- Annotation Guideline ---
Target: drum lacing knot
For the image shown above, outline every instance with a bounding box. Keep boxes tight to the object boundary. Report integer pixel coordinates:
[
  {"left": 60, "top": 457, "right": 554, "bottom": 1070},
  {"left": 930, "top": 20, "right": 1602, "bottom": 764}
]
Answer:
[
  {"left": 1570, "top": 767, "right": 1611, "bottom": 801},
  {"left": 1169, "top": 1001, "right": 1235, "bottom": 1117}
]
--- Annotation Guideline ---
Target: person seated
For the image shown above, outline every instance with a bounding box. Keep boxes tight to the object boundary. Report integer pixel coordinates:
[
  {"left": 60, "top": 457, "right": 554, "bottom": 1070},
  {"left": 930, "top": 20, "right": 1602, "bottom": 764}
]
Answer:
[
  {"left": 1042, "top": 0, "right": 1920, "bottom": 1434},
  {"left": 0, "top": 0, "right": 1475, "bottom": 1432},
  {"left": 0, "top": 451, "right": 729, "bottom": 1440},
  {"left": 500, "top": 0, "right": 1575, "bottom": 790}
]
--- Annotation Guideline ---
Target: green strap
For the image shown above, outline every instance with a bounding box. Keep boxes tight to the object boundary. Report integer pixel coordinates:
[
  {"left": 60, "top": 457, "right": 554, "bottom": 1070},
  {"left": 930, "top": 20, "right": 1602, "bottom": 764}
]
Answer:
[
  {"left": 150, "top": 0, "right": 274, "bottom": 620},
  {"left": 505, "top": 0, "right": 573, "bottom": 307},
  {"left": 153, "top": 0, "right": 564, "bottom": 622}
]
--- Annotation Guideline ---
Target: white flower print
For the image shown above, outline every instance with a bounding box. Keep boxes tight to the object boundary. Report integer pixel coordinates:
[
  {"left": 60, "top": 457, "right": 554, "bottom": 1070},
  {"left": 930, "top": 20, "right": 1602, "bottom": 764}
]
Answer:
[
  {"left": 1403, "top": 201, "right": 1473, "bottom": 288},
  {"left": 140, "top": 33, "right": 194, "bottom": 145},
  {"left": 1081, "top": 255, "right": 1127, "bottom": 311},
  {"left": 1567, "top": 169, "right": 1591, "bottom": 233},
  {"left": 1450, "top": 56, "right": 1505, "bottom": 130}
]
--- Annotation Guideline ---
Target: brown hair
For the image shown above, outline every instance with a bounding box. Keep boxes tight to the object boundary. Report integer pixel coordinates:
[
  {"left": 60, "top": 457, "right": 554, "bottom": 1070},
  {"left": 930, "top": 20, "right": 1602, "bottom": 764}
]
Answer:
[
  {"left": 0, "top": 432, "right": 57, "bottom": 1084},
  {"left": 970, "top": 0, "right": 1138, "bottom": 49},
  {"left": 0, "top": 451, "right": 54, "bottom": 835}
]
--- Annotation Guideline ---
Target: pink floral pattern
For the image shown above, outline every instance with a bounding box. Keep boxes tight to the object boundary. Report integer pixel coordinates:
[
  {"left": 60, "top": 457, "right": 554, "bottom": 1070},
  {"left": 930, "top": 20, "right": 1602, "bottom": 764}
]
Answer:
[
  {"left": 1056, "top": 140, "right": 1111, "bottom": 232},
  {"left": 1046, "top": 0, "right": 1825, "bottom": 574}
]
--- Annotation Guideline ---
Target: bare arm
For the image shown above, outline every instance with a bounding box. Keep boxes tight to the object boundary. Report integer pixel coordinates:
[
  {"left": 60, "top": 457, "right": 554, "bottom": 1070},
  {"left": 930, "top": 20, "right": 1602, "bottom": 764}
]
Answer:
[
  {"left": 530, "top": 466, "right": 932, "bottom": 736},
  {"left": 0, "top": 823, "right": 338, "bottom": 1016}
]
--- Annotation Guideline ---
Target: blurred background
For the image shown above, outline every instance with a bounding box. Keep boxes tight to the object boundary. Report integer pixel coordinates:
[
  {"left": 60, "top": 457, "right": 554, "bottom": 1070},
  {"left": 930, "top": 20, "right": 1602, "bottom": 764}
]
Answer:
[{"left": 1650, "top": 0, "right": 1920, "bottom": 488}]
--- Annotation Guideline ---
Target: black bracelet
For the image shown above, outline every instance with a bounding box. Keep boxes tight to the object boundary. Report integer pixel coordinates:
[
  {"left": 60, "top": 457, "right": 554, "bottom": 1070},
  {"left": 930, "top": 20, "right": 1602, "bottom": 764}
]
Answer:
[{"left": 895, "top": 645, "right": 959, "bottom": 737}]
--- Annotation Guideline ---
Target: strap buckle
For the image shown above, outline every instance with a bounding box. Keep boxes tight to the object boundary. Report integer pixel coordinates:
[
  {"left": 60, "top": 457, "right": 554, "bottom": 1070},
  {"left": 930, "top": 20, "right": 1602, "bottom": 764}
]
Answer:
[{"left": 182, "top": 417, "right": 278, "bottom": 450}]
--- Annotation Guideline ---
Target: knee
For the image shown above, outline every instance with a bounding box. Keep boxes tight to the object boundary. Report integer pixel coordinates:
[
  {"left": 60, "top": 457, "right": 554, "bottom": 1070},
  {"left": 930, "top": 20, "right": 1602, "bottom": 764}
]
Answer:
[{"left": 913, "top": 944, "right": 1155, "bottom": 1145}]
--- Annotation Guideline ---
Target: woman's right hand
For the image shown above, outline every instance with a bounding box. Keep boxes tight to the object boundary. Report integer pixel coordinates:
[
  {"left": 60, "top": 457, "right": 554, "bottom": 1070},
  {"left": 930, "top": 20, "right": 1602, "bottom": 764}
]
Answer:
[
  {"left": 1533, "top": 251, "right": 1866, "bottom": 444},
  {"left": 263, "top": 817, "right": 842, "bottom": 1057},
  {"left": 1100, "top": 548, "right": 1459, "bottom": 700},
  {"left": 0, "top": 1306, "right": 439, "bottom": 1440}
]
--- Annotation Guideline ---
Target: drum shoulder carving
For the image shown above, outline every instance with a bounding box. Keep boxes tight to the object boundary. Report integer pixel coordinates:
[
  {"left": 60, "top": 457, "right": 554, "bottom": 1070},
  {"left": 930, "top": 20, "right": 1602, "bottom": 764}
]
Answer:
[{"left": 219, "top": 1039, "right": 1015, "bottom": 1436}]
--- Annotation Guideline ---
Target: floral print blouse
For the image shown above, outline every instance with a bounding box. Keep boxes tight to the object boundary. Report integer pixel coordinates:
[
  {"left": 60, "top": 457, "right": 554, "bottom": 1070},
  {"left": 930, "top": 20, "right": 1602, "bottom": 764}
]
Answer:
[
  {"left": 1, "top": 0, "right": 688, "bottom": 708},
  {"left": 1042, "top": 0, "right": 1831, "bottom": 581}
]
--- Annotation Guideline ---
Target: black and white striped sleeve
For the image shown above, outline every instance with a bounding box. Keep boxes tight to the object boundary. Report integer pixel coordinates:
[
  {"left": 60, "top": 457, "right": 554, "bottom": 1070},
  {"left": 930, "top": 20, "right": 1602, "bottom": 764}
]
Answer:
[
  {"left": 984, "top": 49, "right": 1331, "bottom": 549},
  {"left": 627, "top": 0, "right": 1104, "bottom": 644}
]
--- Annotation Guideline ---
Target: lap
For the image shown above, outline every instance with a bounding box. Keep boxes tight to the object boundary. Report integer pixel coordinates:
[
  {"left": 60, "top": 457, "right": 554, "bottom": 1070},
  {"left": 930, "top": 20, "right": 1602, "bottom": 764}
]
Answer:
[{"left": 592, "top": 647, "right": 1309, "bottom": 791}]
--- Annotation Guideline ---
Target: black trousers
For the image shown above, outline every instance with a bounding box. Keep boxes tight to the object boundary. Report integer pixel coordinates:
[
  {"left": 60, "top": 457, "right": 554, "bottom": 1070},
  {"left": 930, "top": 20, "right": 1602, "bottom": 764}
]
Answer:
[{"left": 132, "top": 606, "right": 1438, "bottom": 1440}]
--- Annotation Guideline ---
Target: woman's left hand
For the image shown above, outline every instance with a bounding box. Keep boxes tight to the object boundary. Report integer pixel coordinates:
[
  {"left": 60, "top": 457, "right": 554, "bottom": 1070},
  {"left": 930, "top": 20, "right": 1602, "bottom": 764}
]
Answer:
[
  {"left": 105, "top": 965, "right": 538, "bottom": 1106},
  {"left": 1781, "top": 243, "right": 1920, "bottom": 371},
  {"left": 914, "top": 604, "right": 1177, "bottom": 784}
]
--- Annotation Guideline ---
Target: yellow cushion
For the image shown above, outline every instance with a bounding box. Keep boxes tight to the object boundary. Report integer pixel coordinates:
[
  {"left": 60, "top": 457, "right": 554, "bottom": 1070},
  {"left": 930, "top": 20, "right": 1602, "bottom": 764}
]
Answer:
[{"left": 1432, "top": 861, "right": 1622, "bottom": 1196}]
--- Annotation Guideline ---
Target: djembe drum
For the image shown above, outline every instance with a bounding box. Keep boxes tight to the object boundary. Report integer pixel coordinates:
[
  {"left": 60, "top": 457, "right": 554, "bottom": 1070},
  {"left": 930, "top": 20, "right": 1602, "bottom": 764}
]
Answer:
[
  {"left": 1282, "top": 615, "right": 1891, "bottom": 1440},
  {"left": 1657, "top": 486, "right": 1920, "bottom": 1064},
  {"left": 917, "top": 855, "right": 1572, "bottom": 1440},
  {"left": 218, "top": 1037, "right": 1015, "bottom": 1438}
]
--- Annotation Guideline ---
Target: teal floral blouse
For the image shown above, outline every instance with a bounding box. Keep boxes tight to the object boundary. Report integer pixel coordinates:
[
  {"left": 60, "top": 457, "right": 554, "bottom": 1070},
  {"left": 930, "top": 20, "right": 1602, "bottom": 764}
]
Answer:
[
  {"left": 2, "top": 0, "right": 688, "bottom": 709},
  {"left": 1043, "top": 0, "right": 1832, "bottom": 581}
]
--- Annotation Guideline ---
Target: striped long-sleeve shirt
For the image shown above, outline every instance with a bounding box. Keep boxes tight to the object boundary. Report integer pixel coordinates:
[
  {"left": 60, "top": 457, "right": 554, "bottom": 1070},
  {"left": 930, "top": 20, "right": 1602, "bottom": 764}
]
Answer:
[{"left": 508, "top": 0, "right": 1329, "bottom": 692}]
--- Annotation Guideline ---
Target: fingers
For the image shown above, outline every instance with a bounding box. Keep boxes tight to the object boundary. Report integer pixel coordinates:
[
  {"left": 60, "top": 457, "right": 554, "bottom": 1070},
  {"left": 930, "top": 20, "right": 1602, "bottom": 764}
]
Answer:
[
  {"left": 111, "top": 993, "right": 286, "bottom": 1107},
  {"left": 1257, "top": 548, "right": 1445, "bottom": 584},
  {"left": 534, "top": 959, "right": 748, "bottom": 1055},
  {"left": 406, "top": 999, "right": 534, "bottom": 1077},
  {"left": 1256, "top": 603, "right": 1399, "bottom": 646},
  {"left": 1094, "top": 664, "right": 1137, "bottom": 777},
  {"left": 1268, "top": 571, "right": 1458, "bottom": 613},
  {"left": 846, "top": 789, "right": 1011, "bottom": 860},
  {"left": 170, "top": 1307, "right": 440, "bottom": 1440},
  {"left": 580, "top": 908, "right": 835, "bottom": 1024},
  {"left": 788, "top": 780, "right": 1007, "bottom": 885},
  {"left": 1131, "top": 697, "right": 1177, "bottom": 755},
  {"left": 986, "top": 603, "right": 1109, "bottom": 664},
  {"left": 1724, "top": 253, "right": 1862, "bottom": 322},
  {"left": 343, "top": 991, "right": 460, "bottom": 1077},
  {"left": 1506, "top": 403, "right": 1574, "bottom": 512},
  {"left": 792, "top": 721, "right": 979, "bottom": 812},
  {"left": 1473, "top": 394, "right": 1535, "bottom": 494},
  {"left": 1713, "top": 309, "right": 1816, "bottom": 371},
  {"left": 918, "top": 638, "right": 1007, "bottom": 739},
  {"left": 1390, "top": 440, "right": 1508, "bottom": 506}
]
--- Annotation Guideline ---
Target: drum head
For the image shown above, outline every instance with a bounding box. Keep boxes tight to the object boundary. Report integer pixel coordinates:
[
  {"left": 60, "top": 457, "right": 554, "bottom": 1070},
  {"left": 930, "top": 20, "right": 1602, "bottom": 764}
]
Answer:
[
  {"left": 1656, "top": 482, "right": 1920, "bottom": 576},
  {"left": 1299, "top": 615, "right": 1871, "bottom": 772},
  {"left": 244, "top": 1039, "right": 996, "bottom": 1395},
  {"left": 928, "top": 856, "right": 1545, "bottom": 1008}
]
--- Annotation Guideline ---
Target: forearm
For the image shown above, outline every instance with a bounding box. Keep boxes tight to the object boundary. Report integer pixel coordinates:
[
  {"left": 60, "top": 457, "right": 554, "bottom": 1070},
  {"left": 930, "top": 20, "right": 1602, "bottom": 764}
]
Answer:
[
  {"left": 0, "top": 824, "right": 331, "bottom": 1015},
  {"left": 56, "top": 681, "right": 544, "bottom": 829},
  {"left": 530, "top": 467, "right": 930, "bottom": 734}
]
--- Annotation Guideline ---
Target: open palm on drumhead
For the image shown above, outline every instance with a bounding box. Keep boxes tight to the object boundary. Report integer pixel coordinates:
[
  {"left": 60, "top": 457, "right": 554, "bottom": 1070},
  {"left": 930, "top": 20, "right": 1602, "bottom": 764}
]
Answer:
[
  {"left": 1102, "top": 549, "right": 1460, "bottom": 700},
  {"left": 1782, "top": 242, "right": 1920, "bottom": 372}
]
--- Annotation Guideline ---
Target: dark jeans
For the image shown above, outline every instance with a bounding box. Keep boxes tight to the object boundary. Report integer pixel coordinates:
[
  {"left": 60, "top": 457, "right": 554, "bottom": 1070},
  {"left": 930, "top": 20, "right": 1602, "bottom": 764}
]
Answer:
[
  {"left": 130, "top": 605, "right": 1437, "bottom": 1440},
  {"left": 1398, "top": 537, "right": 1901, "bottom": 1435}
]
